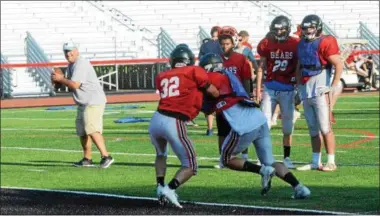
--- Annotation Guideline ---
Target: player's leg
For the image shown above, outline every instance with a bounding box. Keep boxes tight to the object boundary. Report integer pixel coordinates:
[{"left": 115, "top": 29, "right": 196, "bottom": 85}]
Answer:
[
  {"left": 330, "top": 81, "right": 343, "bottom": 124},
  {"left": 84, "top": 105, "right": 113, "bottom": 168},
  {"left": 278, "top": 91, "right": 295, "bottom": 169},
  {"left": 257, "top": 88, "right": 277, "bottom": 164},
  {"left": 205, "top": 113, "right": 214, "bottom": 136},
  {"left": 253, "top": 124, "right": 310, "bottom": 198},
  {"left": 148, "top": 112, "right": 170, "bottom": 204},
  {"left": 73, "top": 105, "right": 94, "bottom": 167},
  {"left": 260, "top": 89, "right": 276, "bottom": 129},
  {"left": 315, "top": 94, "right": 337, "bottom": 171},
  {"left": 215, "top": 112, "right": 231, "bottom": 168},
  {"left": 161, "top": 118, "right": 198, "bottom": 208},
  {"left": 297, "top": 98, "right": 323, "bottom": 171}
]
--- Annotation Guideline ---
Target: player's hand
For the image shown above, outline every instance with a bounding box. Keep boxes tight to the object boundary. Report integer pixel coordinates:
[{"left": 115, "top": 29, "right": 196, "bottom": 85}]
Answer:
[
  {"left": 255, "top": 93, "right": 262, "bottom": 104},
  {"left": 51, "top": 68, "right": 64, "bottom": 82}
]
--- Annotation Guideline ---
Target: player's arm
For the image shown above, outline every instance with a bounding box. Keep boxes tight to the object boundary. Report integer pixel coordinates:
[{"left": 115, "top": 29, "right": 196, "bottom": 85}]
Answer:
[
  {"left": 322, "top": 36, "right": 343, "bottom": 87},
  {"left": 328, "top": 54, "right": 343, "bottom": 86},
  {"left": 203, "top": 84, "right": 219, "bottom": 98},
  {"left": 255, "top": 56, "right": 266, "bottom": 101},
  {"left": 295, "top": 60, "right": 301, "bottom": 86},
  {"left": 51, "top": 72, "right": 81, "bottom": 89},
  {"left": 241, "top": 58, "right": 252, "bottom": 95},
  {"left": 195, "top": 68, "right": 220, "bottom": 98}
]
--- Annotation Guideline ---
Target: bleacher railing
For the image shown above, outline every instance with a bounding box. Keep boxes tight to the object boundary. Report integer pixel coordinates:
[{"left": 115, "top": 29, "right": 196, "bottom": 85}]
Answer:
[
  {"left": 323, "top": 22, "right": 338, "bottom": 37},
  {"left": 24, "top": 32, "right": 55, "bottom": 96},
  {"left": 198, "top": 26, "right": 210, "bottom": 48},
  {"left": 358, "top": 21, "right": 380, "bottom": 68},
  {"left": 157, "top": 28, "right": 177, "bottom": 58},
  {"left": 0, "top": 54, "right": 14, "bottom": 99}
]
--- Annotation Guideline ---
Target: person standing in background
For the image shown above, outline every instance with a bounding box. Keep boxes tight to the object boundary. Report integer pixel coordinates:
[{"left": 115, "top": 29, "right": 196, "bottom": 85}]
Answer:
[{"left": 51, "top": 41, "right": 114, "bottom": 169}]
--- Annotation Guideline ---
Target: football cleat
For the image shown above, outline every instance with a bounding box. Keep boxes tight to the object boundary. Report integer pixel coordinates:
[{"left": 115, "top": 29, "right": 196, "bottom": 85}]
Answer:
[
  {"left": 283, "top": 157, "right": 296, "bottom": 169},
  {"left": 322, "top": 163, "right": 337, "bottom": 172},
  {"left": 157, "top": 185, "right": 168, "bottom": 206},
  {"left": 260, "top": 165, "right": 275, "bottom": 196},
  {"left": 296, "top": 163, "right": 323, "bottom": 171},
  {"left": 292, "top": 184, "right": 311, "bottom": 199},
  {"left": 161, "top": 185, "right": 182, "bottom": 208}
]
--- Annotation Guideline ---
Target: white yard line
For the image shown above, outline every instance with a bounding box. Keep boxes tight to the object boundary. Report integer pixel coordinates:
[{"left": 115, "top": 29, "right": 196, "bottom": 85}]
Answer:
[
  {"left": 1, "top": 117, "right": 379, "bottom": 121},
  {"left": 0, "top": 186, "right": 352, "bottom": 215},
  {"left": 1, "top": 146, "right": 378, "bottom": 167},
  {"left": 0, "top": 146, "right": 282, "bottom": 160},
  {"left": 1, "top": 128, "right": 378, "bottom": 138}
]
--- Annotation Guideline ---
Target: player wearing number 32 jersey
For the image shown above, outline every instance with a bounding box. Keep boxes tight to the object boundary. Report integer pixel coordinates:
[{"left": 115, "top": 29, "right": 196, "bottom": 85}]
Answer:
[
  {"left": 256, "top": 15, "right": 300, "bottom": 169},
  {"left": 149, "top": 44, "right": 219, "bottom": 208}
]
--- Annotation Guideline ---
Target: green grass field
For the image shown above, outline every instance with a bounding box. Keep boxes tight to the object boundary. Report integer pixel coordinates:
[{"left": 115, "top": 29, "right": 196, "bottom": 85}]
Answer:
[{"left": 1, "top": 94, "right": 379, "bottom": 214}]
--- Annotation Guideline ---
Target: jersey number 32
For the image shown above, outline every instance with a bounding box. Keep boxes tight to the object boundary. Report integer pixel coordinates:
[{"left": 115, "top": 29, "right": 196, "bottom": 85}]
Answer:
[{"left": 160, "top": 76, "right": 180, "bottom": 98}]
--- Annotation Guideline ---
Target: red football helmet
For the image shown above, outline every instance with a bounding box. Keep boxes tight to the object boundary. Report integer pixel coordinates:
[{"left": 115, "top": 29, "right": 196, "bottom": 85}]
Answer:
[{"left": 218, "top": 26, "right": 239, "bottom": 47}]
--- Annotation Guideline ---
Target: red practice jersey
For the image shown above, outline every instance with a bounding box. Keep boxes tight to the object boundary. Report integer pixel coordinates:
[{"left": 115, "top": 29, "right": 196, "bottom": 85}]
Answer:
[
  {"left": 206, "top": 72, "right": 245, "bottom": 113},
  {"left": 156, "top": 66, "right": 210, "bottom": 120},
  {"left": 257, "top": 36, "right": 300, "bottom": 84},
  {"left": 221, "top": 52, "right": 251, "bottom": 81}
]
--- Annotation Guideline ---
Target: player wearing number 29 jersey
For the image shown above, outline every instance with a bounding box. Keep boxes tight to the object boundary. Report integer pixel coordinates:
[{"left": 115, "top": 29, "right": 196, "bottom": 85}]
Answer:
[
  {"left": 256, "top": 15, "right": 300, "bottom": 169},
  {"left": 149, "top": 44, "right": 219, "bottom": 208}
]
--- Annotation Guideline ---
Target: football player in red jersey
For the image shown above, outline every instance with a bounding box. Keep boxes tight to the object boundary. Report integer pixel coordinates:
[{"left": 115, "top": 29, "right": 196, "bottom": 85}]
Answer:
[
  {"left": 149, "top": 44, "right": 219, "bottom": 208},
  {"left": 256, "top": 15, "right": 300, "bottom": 169},
  {"left": 199, "top": 53, "right": 311, "bottom": 199},
  {"left": 296, "top": 15, "right": 343, "bottom": 172},
  {"left": 214, "top": 26, "right": 252, "bottom": 167}
]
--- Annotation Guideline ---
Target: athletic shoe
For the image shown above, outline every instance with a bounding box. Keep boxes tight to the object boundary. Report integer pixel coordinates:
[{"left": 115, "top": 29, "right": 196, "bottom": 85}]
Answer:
[
  {"left": 206, "top": 129, "right": 213, "bottom": 136},
  {"left": 259, "top": 165, "right": 275, "bottom": 196},
  {"left": 99, "top": 155, "right": 114, "bottom": 168},
  {"left": 322, "top": 163, "right": 337, "bottom": 172},
  {"left": 73, "top": 158, "right": 95, "bottom": 167},
  {"left": 283, "top": 157, "right": 296, "bottom": 169},
  {"left": 214, "top": 161, "right": 224, "bottom": 169},
  {"left": 296, "top": 163, "right": 323, "bottom": 171},
  {"left": 157, "top": 185, "right": 168, "bottom": 206},
  {"left": 161, "top": 185, "right": 182, "bottom": 208},
  {"left": 292, "top": 184, "right": 311, "bottom": 199}
]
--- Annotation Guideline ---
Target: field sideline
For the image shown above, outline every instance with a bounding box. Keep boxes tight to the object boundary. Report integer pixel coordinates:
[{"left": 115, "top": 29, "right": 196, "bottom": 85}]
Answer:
[{"left": 1, "top": 93, "right": 379, "bottom": 214}]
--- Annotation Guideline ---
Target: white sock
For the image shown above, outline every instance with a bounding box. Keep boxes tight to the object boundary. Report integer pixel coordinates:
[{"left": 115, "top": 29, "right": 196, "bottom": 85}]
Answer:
[
  {"left": 312, "top": 152, "right": 321, "bottom": 165},
  {"left": 327, "top": 154, "right": 335, "bottom": 164},
  {"left": 242, "top": 153, "right": 249, "bottom": 160}
]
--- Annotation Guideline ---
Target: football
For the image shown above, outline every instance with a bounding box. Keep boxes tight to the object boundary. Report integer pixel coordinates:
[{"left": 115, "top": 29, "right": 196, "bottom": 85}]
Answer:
[{"left": 51, "top": 67, "right": 64, "bottom": 86}]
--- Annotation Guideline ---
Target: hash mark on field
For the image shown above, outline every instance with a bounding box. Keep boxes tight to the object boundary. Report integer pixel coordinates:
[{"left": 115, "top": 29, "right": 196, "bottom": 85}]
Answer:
[{"left": 26, "top": 169, "right": 46, "bottom": 172}]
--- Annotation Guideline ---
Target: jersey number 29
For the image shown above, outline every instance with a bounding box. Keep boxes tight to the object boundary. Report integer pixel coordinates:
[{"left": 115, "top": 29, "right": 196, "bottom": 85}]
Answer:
[
  {"left": 272, "top": 60, "right": 288, "bottom": 72},
  {"left": 160, "top": 76, "right": 180, "bottom": 98}
]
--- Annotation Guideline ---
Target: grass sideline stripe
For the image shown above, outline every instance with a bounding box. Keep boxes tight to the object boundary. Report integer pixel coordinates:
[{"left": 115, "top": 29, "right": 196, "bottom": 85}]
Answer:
[
  {"left": 1, "top": 128, "right": 378, "bottom": 138},
  {"left": 0, "top": 186, "right": 352, "bottom": 215}
]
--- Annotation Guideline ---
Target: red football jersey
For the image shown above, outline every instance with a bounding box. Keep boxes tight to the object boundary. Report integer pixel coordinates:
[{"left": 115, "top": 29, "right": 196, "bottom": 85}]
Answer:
[
  {"left": 316, "top": 35, "right": 340, "bottom": 64},
  {"left": 257, "top": 36, "right": 300, "bottom": 84},
  {"left": 156, "top": 66, "right": 210, "bottom": 120},
  {"left": 207, "top": 72, "right": 244, "bottom": 113},
  {"left": 221, "top": 52, "right": 251, "bottom": 81}
]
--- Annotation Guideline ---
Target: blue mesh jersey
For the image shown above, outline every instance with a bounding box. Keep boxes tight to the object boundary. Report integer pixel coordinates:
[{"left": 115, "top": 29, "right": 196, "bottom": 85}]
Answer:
[{"left": 198, "top": 39, "right": 223, "bottom": 59}]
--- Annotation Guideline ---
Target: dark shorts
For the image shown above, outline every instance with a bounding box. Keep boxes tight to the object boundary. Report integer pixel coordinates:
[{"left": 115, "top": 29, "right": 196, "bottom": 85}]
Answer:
[{"left": 216, "top": 112, "right": 231, "bottom": 137}]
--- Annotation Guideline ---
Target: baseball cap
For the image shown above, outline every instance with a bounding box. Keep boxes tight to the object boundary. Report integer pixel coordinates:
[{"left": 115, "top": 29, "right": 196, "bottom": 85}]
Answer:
[{"left": 62, "top": 41, "right": 78, "bottom": 51}]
